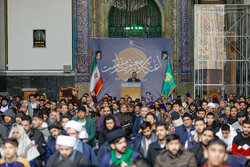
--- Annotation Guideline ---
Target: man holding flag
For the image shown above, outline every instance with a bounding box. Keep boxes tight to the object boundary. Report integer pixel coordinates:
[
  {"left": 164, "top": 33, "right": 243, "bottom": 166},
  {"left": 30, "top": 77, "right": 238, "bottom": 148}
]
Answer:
[
  {"left": 161, "top": 61, "right": 176, "bottom": 100},
  {"left": 89, "top": 55, "right": 103, "bottom": 95}
]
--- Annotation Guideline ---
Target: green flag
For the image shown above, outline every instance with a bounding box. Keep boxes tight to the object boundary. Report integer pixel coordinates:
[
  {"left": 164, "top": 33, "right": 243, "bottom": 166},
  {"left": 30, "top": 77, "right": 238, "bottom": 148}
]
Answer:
[{"left": 161, "top": 61, "right": 176, "bottom": 98}]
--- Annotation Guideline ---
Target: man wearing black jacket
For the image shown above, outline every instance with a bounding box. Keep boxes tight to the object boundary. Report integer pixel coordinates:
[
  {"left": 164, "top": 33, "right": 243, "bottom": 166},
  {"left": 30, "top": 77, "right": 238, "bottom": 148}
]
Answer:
[
  {"left": 147, "top": 122, "right": 169, "bottom": 167},
  {"left": 190, "top": 127, "right": 214, "bottom": 167},
  {"left": 21, "top": 115, "right": 46, "bottom": 167}
]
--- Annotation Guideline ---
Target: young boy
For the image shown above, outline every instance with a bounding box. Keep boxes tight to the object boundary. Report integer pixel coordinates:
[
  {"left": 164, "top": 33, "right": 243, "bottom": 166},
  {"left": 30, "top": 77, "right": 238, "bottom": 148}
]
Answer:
[{"left": 0, "top": 138, "right": 30, "bottom": 167}]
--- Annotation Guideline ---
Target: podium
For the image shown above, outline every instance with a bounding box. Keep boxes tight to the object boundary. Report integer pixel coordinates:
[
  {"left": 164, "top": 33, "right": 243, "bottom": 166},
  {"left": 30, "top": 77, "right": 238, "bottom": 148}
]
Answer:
[
  {"left": 121, "top": 83, "right": 141, "bottom": 100},
  {"left": 22, "top": 88, "right": 38, "bottom": 100}
]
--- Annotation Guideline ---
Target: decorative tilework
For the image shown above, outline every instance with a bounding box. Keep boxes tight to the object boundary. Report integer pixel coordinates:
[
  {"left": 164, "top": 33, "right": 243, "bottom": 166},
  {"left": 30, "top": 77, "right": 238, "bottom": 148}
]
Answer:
[
  {"left": 170, "top": 0, "right": 178, "bottom": 80},
  {"left": 178, "top": 0, "right": 193, "bottom": 82},
  {"left": 75, "top": 0, "right": 91, "bottom": 82}
]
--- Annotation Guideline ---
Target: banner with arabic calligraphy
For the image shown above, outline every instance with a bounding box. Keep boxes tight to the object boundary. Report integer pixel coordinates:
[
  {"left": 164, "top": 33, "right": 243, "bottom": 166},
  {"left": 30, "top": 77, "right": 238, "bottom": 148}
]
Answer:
[{"left": 92, "top": 38, "right": 173, "bottom": 100}]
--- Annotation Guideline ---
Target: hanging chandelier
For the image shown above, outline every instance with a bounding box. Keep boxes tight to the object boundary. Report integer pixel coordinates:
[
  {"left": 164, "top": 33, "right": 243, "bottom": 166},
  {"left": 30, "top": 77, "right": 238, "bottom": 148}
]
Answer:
[{"left": 105, "top": 0, "right": 148, "bottom": 11}]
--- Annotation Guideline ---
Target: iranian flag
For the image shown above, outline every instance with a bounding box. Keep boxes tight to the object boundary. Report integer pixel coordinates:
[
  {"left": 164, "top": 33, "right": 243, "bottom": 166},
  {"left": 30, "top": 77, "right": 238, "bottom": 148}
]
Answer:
[{"left": 89, "top": 56, "right": 103, "bottom": 95}]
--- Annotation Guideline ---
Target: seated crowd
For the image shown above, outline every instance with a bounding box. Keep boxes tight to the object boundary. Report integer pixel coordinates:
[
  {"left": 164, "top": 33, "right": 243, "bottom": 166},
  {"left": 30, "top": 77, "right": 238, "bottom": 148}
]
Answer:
[{"left": 0, "top": 92, "right": 249, "bottom": 167}]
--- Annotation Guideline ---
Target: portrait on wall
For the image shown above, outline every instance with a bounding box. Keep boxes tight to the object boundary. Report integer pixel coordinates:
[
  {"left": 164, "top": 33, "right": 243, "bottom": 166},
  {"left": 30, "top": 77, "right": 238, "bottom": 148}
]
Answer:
[
  {"left": 96, "top": 51, "right": 102, "bottom": 60},
  {"left": 161, "top": 51, "right": 168, "bottom": 60}
]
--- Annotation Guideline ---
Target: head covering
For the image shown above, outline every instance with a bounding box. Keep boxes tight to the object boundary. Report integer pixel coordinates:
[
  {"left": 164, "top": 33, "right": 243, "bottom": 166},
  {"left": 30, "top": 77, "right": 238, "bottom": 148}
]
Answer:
[
  {"left": 171, "top": 111, "right": 180, "bottom": 120},
  {"left": 65, "top": 120, "right": 83, "bottom": 132},
  {"left": 182, "top": 112, "right": 193, "bottom": 120},
  {"left": 107, "top": 129, "right": 126, "bottom": 144},
  {"left": 21, "top": 100, "right": 34, "bottom": 117},
  {"left": 48, "top": 124, "right": 61, "bottom": 131},
  {"left": 2, "top": 109, "right": 15, "bottom": 118},
  {"left": 79, "top": 129, "right": 89, "bottom": 139},
  {"left": 56, "top": 135, "right": 77, "bottom": 148},
  {"left": 207, "top": 103, "right": 216, "bottom": 109},
  {"left": 6, "top": 123, "right": 40, "bottom": 161}
]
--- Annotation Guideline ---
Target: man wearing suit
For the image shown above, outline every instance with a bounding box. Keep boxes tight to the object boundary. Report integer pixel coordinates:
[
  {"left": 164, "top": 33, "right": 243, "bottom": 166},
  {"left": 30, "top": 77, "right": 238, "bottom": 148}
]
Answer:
[{"left": 127, "top": 72, "right": 140, "bottom": 82}]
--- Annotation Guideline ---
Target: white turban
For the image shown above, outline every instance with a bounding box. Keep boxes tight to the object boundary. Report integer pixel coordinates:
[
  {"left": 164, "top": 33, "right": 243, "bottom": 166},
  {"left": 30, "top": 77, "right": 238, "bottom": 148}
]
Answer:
[
  {"left": 207, "top": 102, "right": 216, "bottom": 109},
  {"left": 56, "top": 135, "right": 77, "bottom": 148},
  {"left": 65, "top": 120, "right": 83, "bottom": 132},
  {"left": 79, "top": 129, "right": 89, "bottom": 139}
]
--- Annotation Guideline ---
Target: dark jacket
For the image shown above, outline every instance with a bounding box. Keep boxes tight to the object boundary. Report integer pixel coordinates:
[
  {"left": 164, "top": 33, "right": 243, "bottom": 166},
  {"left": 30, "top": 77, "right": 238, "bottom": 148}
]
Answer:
[
  {"left": 115, "top": 112, "right": 134, "bottom": 136},
  {"left": 132, "top": 116, "right": 143, "bottom": 137},
  {"left": 45, "top": 136, "right": 57, "bottom": 163},
  {"left": 127, "top": 78, "right": 140, "bottom": 82},
  {"left": 228, "top": 116, "right": 238, "bottom": 125},
  {"left": 207, "top": 121, "right": 220, "bottom": 133},
  {"left": 174, "top": 124, "right": 195, "bottom": 149},
  {"left": 132, "top": 132, "right": 157, "bottom": 157},
  {"left": 154, "top": 148, "right": 197, "bottom": 167},
  {"left": 46, "top": 150, "right": 90, "bottom": 167},
  {"left": 97, "top": 142, "right": 111, "bottom": 165},
  {"left": 100, "top": 149, "right": 140, "bottom": 167},
  {"left": 98, "top": 128, "right": 110, "bottom": 148},
  {"left": 0, "top": 109, "right": 15, "bottom": 139},
  {"left": 28, "top": 128, "right": 46, "bottom": 167},
  {"left": 147, "top": 141, "right": 165, "bottom": 167},
  {"left": 190, "top": 142, "right": 206, "bottom": 167}
]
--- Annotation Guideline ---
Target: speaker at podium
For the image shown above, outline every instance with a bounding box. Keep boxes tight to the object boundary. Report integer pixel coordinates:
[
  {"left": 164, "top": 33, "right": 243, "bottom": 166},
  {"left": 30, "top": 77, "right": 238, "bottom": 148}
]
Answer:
[{"left": 120, "top": 82, "right": 141, "bottom": 100}]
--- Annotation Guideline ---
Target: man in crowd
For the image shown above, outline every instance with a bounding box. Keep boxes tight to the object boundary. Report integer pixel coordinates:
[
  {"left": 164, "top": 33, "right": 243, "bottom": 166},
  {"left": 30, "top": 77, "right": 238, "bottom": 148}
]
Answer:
[
  {"left": 0, "top": 138, "right": 30, "bottom": 167},
  {"left": 45, "top": 124, "right": 61, "bottom": 163},
  {"left": 133, "top": 122, "right": 157, "bottom": 157},
  {"left": 228, "top": 107, "right": 238, "bottom": 125},
  {"left": 127, "top": 72, "right": 140, "bottom": 82},
  {"left": 216, "top": 124, "right": 237, "bottom": 152},
  {"left": 60, "top": 115, "right": 70, "bottom": 135},
  {"left": 132, "top": 106, "right": 149, "bottom": 137},
  {"left": 190, "top": 127, "right": 215, "bottom": 167},
  {"left": 73, "top": 106, "right": 96, "bottom": 147},
  {"left": 154, "top": 134, "right": 197, "bottom": 167},
  {"left": 206, "top": 112, "right": 220, "bottom": 133},
  {"left": 232, "top": 111, "right": 247, "bottom": 133},
  {"left": 239, "top": 101, "right": 247, "bottom": 112},
  {"left": 191, "top": 118, "right": 206, "bottom": 144},
  {"left": 0, "top": 97, "right": 9, "bottom": 113},
  {"left": 46, "top": 135, "right": 90, "bottom": 167},
  {"left": 215, "top": 100, "right": 226, "bottom": 116},
  {"left": 203, "top": 139, "right": 229, "bottom": 167},
  {"left": 148, "top": 122, "right": 169, "bottom": 167},
  {"left": 175, "top": 112, "right": 195, "bottom": 150},
  {"left": 171, "top": 102, "right": 182, "bottom": 115},
  {"left": 100, "top": 128, "right": 140, "bottom": 167},
  {"left": 112, "top": 102, "right": 120, "bottom": 115},
  {"left": 45, "top": 110, "right": 60, "bottom": 127},
  {"left": 65, "top": 120, "right": 97, "bottom": 165},
  {"left": 232, "top": 120, "right": 250, "bottom": 157},
  {"left": 0, "top": 109, "right": 15, "bottom": 139},
  {"left": 21, "top": 115, "right": 46, "bottom": 167},
  {"left": 115, "top": 104, "right": 134, "bottom": 136},
  {"left": 32, "top": 112, "right": 50, "bottom": 141},
  {"left": 96, "top": 106, "right": 120, "bottom": 132},
  {"left": 29, "top": 94, "right": 38, "bottom": 109}
]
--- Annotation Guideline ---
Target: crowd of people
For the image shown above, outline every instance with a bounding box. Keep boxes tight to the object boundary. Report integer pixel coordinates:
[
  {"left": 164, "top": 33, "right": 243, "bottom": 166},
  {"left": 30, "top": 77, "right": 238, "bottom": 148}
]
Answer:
[{"left": 0, "top": 91, "right": 249, "bottom": 167}]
